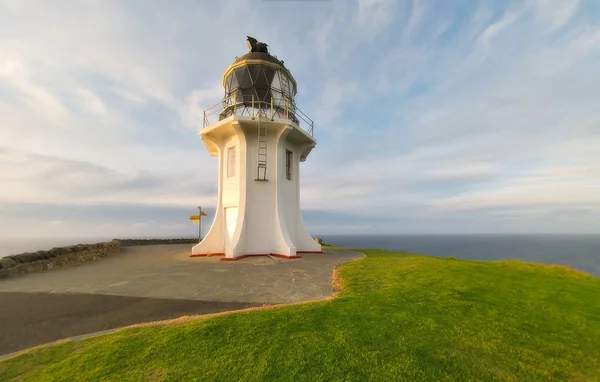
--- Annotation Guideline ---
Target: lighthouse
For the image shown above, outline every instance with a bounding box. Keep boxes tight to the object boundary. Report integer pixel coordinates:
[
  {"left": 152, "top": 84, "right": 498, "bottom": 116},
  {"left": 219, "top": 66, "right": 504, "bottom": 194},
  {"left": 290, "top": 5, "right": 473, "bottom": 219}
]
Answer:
[{"left": 191, "top": 36, "right": 323, "bottom": 260}]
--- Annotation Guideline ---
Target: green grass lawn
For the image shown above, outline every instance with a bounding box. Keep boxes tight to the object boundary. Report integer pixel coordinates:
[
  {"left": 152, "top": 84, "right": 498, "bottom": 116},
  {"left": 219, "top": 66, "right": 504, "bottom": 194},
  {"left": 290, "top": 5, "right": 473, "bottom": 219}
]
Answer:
[{"left": 2, "top": 249, "right": 600, "bottom": 381}]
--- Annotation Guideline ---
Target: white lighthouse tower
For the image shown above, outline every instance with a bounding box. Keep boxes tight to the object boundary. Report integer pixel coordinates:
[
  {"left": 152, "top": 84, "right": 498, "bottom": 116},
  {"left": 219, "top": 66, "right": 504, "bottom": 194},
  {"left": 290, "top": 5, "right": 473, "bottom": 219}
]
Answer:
[{"left": 191, "top": 36, "right": 322, "bottom": 260}]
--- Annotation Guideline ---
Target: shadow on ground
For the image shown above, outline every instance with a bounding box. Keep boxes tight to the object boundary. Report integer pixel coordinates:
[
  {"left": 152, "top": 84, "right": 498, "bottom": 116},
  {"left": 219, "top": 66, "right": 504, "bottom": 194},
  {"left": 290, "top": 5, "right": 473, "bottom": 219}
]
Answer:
[{"left": 0, "top": 292, "right": 259, "bottom": 356}]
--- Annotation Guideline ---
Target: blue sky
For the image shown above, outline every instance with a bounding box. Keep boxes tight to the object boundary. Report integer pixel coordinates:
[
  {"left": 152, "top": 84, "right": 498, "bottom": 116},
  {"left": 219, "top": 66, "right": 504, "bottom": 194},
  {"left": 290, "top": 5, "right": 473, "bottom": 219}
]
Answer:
[{"left": 1, "top": 0, "right": 600, "bottom": 239}]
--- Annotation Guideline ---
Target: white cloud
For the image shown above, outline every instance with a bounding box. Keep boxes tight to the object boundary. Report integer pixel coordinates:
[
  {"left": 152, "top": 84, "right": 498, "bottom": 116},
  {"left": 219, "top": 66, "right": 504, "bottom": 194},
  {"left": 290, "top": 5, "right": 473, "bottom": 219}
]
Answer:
[
  {"left": 313, "top": 81, "right": 360, "bottom": 127},
  {"left": 1, "top": 0, "right": 600, "bottom": 237},
  {"left": 477, "top": 9, "right": 521, "bottom": 46},
  {"left": 0, "top": 60, "right": 72, "bottom": 128},
  {"left": 355, "top": 0, "right": 396, "bottom": 34},
  {"left": 298, "top": 2, "right": 600, "bottom": 223},
  {"left": 0, "top": 147, "right": 217, "bottom": 207},
  {"left": 314, "top": 13, "right": 336, "bottom": 60},
  {"left": 403, "top": 0, "right": 424, "bottom": 41},
  {"left": 535, "top": 0, "right": 581, "bottom": 30},
  {"left": 423, "top": 177, "right": 600, "bottom": 214},
  {"left": 180, "top": 83, "right": 224, "bottom": 129},
  {"left": 73, "top": 88, "right": 107, "bottom": 115}
]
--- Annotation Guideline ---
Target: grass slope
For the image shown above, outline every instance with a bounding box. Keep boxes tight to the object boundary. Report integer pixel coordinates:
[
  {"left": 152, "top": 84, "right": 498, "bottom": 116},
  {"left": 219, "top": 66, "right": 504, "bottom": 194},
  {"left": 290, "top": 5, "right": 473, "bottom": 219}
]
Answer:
[{"left": 1, "top": 249, "right": 600, "bottom": 381}]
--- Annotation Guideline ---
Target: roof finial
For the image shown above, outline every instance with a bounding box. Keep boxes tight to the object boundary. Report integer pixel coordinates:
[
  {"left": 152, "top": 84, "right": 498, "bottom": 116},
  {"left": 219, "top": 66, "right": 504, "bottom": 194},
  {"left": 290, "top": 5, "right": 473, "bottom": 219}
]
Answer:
[{"left": 246, "top": 36, "right": 269, "bottom": 54}]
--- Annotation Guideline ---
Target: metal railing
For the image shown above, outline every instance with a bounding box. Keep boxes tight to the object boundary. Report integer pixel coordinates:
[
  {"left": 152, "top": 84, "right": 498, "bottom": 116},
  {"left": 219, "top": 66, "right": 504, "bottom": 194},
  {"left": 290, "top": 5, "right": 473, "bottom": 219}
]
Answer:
[{"left": 202, "top": 93, "right": 314, "bottom": 137}]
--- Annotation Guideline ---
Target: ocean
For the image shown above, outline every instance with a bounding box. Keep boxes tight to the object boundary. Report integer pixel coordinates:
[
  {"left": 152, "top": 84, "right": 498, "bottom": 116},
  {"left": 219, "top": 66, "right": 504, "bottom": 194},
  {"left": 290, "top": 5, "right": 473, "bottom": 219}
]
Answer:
[
  {"left": 2, "top": 234, "right": 599, "bottom": 278},
  {"left": 321, "top": 234, "right": 600, "bottom": 278}
]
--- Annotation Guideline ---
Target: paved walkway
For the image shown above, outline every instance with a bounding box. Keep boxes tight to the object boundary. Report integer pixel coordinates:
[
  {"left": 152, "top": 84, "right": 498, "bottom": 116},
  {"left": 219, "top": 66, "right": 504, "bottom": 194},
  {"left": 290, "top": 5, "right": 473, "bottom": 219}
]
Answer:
[
  {"left": 0, "top": 245, "right": 362, "bottom": 303},
  {"left": 0, "top": 245, "right": 363, "bottom": 356}
]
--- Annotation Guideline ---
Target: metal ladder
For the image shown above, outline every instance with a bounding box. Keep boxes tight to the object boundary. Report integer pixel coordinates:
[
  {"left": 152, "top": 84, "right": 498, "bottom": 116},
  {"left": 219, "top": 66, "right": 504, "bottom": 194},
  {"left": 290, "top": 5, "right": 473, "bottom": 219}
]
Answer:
[
  {"left": 256, "top": 112, "right": 268, "bottom": 181},
  {"left": 280, "top": 78, "right": 291, "bottom": 117}
]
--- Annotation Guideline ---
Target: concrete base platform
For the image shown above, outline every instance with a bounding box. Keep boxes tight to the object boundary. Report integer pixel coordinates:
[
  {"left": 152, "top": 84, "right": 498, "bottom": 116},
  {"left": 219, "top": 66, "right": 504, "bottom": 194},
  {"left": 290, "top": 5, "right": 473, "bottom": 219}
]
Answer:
[{"left": 0, "top": 245, "right": 363, "bottom": 304}]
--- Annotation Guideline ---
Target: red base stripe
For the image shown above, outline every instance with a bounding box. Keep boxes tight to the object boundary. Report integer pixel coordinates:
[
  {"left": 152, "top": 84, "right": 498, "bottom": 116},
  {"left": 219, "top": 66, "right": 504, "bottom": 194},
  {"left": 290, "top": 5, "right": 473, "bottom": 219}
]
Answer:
[
  {"left": 191, "top": 251, "right": 322, "bottom": 260},
  {"left": 189, "top": 253, "right": 225, "bottom": 258},
  {"left": 220, "top": 253, "right": 301, "bottom": 261},
  {"left": 272, "top": 253, "right": 302, "bottom": 259}
]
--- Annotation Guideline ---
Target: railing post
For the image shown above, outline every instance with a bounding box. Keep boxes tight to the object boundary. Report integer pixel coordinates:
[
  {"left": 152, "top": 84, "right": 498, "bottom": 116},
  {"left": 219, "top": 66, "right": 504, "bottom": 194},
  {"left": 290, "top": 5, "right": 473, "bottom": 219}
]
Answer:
[
  {"left": 270, "top": 96, "right": 274, "bottom": 121},
  {"left": 203, "top": 110, "right": 206, "bottom": 128},
  {"left": 252, "top": 95, "right": 255, "bottom": 119}
]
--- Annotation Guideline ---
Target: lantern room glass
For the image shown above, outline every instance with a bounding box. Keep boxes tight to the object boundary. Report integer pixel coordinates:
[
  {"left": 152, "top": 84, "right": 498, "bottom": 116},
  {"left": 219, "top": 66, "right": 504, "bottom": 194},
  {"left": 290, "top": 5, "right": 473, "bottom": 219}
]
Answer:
[{"left": 220, "top": 63, "right": 298, "bottom": 124}]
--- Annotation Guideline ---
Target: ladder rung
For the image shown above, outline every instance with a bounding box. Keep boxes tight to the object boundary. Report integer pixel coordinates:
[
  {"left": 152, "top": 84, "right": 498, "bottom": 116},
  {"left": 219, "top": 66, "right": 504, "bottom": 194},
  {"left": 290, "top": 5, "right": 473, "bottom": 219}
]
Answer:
[{"left": 257, "top": 118, "right": 267, "bottom": 179}]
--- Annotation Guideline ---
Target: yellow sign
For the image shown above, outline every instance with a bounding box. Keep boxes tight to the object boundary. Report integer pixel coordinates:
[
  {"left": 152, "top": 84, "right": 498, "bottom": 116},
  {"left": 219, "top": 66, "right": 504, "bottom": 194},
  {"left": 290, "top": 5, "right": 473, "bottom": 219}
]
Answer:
[
  {"left": 190, "top": 211, "right": 207, "bottom": 223},
  {"left": 190, "top": 212, "right": 206, "bottom": 219}
]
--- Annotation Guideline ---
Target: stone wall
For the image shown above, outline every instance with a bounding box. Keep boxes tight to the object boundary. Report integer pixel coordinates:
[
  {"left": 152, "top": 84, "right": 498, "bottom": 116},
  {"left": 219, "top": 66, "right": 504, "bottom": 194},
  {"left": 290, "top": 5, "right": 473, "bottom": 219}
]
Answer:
[
  {"left": 0, "top": 240, "right": 121, "bottom": 280},
  {"left": 117, "top": 238, "right": 198, "bottom": 246},
  {"left": 0, "top": 238, "right": 200, "bottom": 279}
]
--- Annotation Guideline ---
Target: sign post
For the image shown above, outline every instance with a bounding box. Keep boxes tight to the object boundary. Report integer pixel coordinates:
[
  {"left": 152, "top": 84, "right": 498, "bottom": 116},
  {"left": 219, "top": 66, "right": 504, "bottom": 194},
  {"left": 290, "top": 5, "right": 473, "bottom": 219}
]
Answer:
[
  {"left": 190, "top": 207, "right": 208, "bottom": 242},
  {"left": 197, "top": 206, "right": 202, "bottom": 241}
]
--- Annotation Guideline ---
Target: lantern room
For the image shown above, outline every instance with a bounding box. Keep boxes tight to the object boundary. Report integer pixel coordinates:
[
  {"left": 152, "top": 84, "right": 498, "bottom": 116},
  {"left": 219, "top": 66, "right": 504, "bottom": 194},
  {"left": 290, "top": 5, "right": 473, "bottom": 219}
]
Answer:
[{"left": 219, "top": 49, "right": 299, "bottom": 125}]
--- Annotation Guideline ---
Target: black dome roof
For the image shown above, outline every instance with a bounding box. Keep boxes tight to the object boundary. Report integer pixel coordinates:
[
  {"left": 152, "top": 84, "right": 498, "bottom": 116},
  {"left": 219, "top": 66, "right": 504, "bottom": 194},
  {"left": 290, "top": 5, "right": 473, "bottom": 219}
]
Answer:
[{"left": 235, "top": 52, "right": 286, "bottom": 68}]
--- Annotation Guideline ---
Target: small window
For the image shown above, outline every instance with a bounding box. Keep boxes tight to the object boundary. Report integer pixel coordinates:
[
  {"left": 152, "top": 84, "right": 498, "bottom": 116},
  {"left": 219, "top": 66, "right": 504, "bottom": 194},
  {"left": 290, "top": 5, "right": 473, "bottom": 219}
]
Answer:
[
  {"left": 227, "top": 146, "right": 236, "bottom": 177},
  {"left": 286, "top": 149, "right": 292, "bottom": 180}
]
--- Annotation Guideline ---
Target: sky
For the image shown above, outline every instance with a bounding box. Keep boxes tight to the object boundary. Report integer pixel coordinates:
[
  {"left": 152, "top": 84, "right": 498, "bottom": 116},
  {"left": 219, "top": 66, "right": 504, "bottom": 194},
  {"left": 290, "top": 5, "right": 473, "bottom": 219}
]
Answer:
[{"left": 1, "top": 0, "right": 600, "bottom": 239}]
